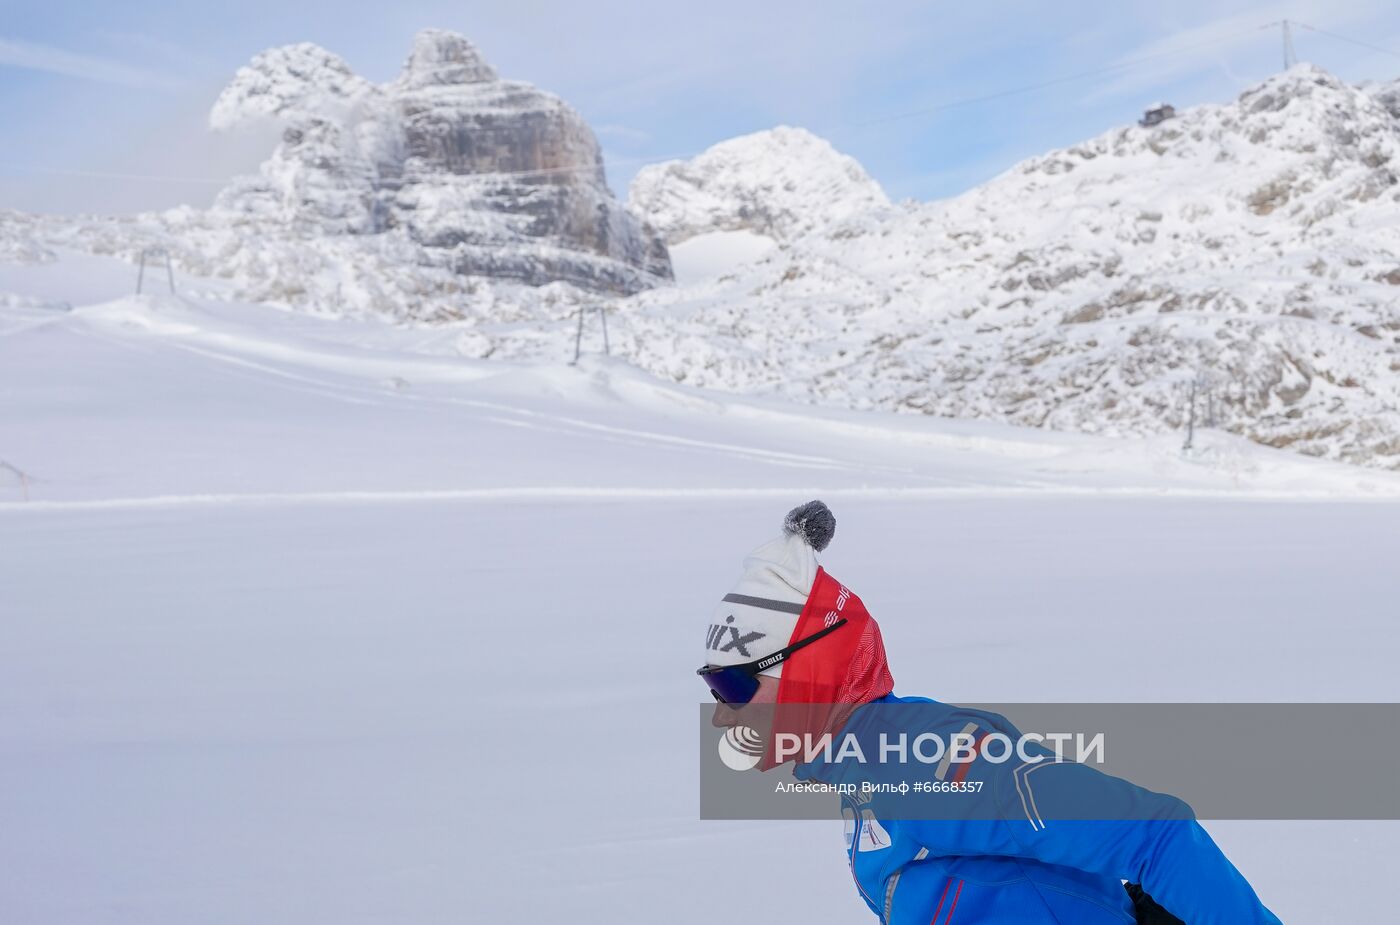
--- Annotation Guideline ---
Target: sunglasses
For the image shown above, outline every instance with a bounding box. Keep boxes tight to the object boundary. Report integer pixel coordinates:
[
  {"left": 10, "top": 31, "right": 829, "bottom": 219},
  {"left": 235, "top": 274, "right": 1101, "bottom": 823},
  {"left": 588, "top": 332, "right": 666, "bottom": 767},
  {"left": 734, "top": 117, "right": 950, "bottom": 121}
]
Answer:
[{"left": 696, "top": 617, "right": 848, "bottom": 705}]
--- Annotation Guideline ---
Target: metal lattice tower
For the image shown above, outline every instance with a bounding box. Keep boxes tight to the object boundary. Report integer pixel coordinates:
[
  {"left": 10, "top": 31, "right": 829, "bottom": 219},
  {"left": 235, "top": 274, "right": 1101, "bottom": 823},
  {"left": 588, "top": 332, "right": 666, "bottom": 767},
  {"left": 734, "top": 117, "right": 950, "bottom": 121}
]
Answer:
[{"left": 1282, "top": 20, "right": 1299, "bottom": 70}]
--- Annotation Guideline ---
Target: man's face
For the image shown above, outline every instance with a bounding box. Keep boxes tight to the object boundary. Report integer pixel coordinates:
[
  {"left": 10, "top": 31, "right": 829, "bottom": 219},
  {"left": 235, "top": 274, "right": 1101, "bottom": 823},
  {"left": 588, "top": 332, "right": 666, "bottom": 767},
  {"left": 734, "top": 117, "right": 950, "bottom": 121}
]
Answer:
[{"left": 710, "top": 673, "right": 780, "bottom": 728}]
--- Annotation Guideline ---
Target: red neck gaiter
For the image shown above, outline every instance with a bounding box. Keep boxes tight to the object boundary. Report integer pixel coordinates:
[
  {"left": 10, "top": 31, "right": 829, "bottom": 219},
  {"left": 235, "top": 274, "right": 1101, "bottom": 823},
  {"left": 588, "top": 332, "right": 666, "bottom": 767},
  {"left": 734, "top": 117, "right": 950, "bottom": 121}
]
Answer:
[{"left": 761, "top": 567, "right": 894, "bottom": 770}]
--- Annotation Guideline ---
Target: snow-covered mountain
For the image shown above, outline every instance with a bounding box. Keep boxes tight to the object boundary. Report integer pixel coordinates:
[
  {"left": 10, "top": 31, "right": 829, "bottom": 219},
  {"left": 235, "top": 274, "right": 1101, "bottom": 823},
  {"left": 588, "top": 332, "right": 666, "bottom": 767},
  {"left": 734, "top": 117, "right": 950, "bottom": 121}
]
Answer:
[
  {"left": 628, "top": 126, "right": 890, "bottom": 243},
  {"left": 0, "top": 30, "right": 670, "bottom": 317},
  {"left": 593, "top": 65, "right": 1400, "bottom": 470},
  {"left": 5, "top": 58, "right": 1400, "bottom": 468},
  {"left": 207, "top": 30, "right": 670, "bottom": 295}
]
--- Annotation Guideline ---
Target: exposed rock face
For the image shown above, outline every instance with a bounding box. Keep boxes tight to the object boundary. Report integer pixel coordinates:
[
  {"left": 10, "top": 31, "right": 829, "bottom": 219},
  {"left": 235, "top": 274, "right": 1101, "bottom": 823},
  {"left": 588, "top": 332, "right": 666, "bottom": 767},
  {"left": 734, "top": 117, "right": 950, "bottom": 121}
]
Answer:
[
  {"left": 628, "top": 126, "right": 890, "bottom": 243},
  {"left": 211, "top": 30, "right": 671, "bottom": 294}
]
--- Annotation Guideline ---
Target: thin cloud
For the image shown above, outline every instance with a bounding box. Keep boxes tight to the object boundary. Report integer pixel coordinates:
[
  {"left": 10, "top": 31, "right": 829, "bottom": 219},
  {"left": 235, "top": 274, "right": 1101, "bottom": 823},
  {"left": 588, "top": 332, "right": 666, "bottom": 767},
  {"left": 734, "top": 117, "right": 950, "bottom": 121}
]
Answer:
[
  {"left": 0, "top": 35, "right": 181, "bottom": 89},
  {"left": 95, "top": 31, "right": 219, "bottom": 74}
]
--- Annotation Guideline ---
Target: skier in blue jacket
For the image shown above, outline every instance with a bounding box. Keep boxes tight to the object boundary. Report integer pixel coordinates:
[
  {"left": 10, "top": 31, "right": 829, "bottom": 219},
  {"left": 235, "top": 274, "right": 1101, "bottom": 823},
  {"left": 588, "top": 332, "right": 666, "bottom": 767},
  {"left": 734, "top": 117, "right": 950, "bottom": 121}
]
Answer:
[{"left": 698, "top": 501, "right": 1283, "bottom": 925}]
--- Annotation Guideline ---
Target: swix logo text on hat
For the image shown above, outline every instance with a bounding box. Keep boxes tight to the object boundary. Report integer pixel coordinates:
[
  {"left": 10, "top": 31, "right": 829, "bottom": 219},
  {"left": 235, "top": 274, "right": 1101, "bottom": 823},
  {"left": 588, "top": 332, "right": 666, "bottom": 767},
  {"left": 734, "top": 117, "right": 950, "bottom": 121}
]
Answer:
[{"left": 706, "top": 615, "right": 765, "bottom": 657}]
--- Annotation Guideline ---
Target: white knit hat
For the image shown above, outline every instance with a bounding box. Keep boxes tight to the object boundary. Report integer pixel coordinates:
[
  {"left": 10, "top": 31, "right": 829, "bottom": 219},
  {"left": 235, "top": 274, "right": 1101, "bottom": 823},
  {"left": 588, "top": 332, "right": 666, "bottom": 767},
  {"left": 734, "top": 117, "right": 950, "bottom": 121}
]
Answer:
[{"left": 704, "top": 501, "right": 835, "bottom": 677}]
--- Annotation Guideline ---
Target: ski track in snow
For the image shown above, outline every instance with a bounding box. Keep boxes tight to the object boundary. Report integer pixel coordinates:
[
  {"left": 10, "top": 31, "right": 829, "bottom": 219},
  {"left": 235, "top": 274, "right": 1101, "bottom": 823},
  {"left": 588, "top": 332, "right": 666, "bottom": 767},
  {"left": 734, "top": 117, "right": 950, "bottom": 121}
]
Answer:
[
  {"left": 6, "top": 484, "right": 1400, "bottom": 515},
  {"left": 162, "top": 339, "right": 918, "bottom": 477}
]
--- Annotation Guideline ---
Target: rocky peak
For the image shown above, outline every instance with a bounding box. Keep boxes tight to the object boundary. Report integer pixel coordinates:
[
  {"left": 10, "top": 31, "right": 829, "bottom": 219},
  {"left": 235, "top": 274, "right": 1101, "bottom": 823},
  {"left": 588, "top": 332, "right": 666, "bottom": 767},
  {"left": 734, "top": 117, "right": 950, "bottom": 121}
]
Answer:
[
  {"left": 210, "top": 30, "right": 670, "bottom": 294},
  {"left": 209, "top": 42, "right": 378, "bottom": 130},
  {"left": 628, "top": 126, "right": 890, "bottom": 244},
  {"left": 395, "top": 28, "right": 498, "bottom": 89},
  {"left": 1014, "top": 62, "right": 1400, "bottom": 226},
  {"left": 1230, "top": 63, "right": 1394, "bottom": 154},
  {"left": 1237, "top": 62, "right": 1347, "bottom": 111}
]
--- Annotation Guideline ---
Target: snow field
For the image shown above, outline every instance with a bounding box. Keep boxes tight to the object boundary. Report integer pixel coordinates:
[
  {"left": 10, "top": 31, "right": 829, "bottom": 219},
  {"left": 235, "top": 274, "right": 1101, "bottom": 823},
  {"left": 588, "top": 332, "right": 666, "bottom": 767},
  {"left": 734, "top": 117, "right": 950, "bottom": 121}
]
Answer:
[{"left": 1, "top": 498, "right": 1396, "bottom": 923}]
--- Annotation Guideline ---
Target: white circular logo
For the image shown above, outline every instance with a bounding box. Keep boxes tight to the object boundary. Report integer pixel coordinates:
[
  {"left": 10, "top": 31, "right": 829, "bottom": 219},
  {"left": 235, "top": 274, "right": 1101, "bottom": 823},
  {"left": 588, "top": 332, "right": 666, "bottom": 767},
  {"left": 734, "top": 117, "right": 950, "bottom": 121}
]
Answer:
[{"left": 718, "top": 725, "right": 765, "bottom": 771}]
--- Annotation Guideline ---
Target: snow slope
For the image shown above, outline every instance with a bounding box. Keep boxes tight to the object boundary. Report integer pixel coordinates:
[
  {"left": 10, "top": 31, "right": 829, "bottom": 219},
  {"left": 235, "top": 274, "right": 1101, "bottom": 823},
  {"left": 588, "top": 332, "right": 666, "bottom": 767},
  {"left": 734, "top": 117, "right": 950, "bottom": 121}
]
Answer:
[
  {"left": 1, "top": 249, "right": 1397, "bottom": 924},
  {"left": 666, "top": 230, "right": 778, "bottom": 285},
  {"left": 4, "top": 249, "right": 1399, "bottom": 506}
]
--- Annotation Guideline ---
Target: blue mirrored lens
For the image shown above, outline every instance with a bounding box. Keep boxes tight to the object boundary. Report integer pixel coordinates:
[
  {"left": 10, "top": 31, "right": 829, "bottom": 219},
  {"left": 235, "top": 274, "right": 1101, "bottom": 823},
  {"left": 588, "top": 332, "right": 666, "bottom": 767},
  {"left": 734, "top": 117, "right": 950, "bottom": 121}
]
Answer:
[{"left": 703, "top": 667, "right": 759, "bottom": 705}]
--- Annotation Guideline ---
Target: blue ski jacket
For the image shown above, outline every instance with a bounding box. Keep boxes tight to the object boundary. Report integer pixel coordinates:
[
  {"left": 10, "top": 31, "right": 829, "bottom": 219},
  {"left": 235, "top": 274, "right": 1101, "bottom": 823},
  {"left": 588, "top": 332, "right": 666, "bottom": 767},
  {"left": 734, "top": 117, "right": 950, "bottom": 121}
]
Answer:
[{"left": 793, "top": 694, "right": 1283, "bottom": 925}]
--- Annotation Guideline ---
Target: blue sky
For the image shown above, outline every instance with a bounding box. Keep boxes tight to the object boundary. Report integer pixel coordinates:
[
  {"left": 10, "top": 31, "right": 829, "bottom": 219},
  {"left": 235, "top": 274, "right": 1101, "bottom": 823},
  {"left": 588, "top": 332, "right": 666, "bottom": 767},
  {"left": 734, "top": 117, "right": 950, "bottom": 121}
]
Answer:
[{"left": 4, "top": 0, "right": 1400, "bottom": 214}]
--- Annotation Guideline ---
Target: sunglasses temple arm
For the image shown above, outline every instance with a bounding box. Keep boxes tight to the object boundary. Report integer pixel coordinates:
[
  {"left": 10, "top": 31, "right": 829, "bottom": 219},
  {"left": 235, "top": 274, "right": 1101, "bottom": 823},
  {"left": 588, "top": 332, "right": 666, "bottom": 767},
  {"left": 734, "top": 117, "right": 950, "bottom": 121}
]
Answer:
[
  {"left": 701, "top": 617, "right": 849, "bottom": 681},
  {"left": 780, "top": 617, "right": 848, "bottom": 660}
]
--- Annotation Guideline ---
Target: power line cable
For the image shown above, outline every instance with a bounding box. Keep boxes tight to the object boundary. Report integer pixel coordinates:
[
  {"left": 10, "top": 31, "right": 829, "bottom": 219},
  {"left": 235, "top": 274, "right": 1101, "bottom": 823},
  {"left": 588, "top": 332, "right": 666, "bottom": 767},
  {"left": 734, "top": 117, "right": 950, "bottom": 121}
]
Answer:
[
  {"left": 847, "top": 23, "right": 1276, "bottom": 129},
  {"left": 0, "top": 150, "right": 698, "bottom": 186},
  {"left": 0, "top": 163, "right": 229, "bottom": 185},
  {"left": 1290, "top": 21, "right": 1400, "bottom": 62}
]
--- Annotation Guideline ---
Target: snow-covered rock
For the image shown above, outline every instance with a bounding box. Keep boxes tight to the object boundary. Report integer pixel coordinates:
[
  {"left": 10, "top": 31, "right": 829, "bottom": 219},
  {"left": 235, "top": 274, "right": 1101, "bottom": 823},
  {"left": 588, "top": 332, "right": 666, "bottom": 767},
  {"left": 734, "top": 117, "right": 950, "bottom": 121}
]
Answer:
[
  {"left": 208, "top": 29, "right": 671, "bottom": 294},
  {"left": 628, "top": 126, "right": 890, "bottom": 243},
  {"left": 0, "top": 218, "right": 55, "bottom": 265},
  {"left": 0, "top": 32, "right": 672, "bottom": 323},
  {"left": 1365, "top": 78, "right": 1400, "bottom": 120},
  {"left": 209, "top": 43, "right": 379, "bottom": 131}
]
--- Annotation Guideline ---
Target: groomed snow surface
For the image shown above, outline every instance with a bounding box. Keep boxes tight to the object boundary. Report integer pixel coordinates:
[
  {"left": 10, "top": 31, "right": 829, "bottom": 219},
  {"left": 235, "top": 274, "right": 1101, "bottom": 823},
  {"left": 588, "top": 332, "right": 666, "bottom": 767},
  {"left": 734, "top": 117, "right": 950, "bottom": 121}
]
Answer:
[{"left": 2, "top": 249, "right": 1397, "bottom": 923}]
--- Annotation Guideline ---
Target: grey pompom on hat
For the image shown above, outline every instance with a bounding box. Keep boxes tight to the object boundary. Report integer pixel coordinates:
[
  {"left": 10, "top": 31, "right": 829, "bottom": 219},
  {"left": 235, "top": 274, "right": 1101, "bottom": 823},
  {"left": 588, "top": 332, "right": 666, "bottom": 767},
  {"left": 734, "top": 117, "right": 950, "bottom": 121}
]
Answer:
[{"left": 783, "top": 500, "right": 835, "bottom": 552}]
